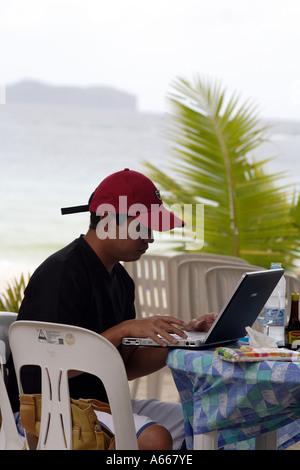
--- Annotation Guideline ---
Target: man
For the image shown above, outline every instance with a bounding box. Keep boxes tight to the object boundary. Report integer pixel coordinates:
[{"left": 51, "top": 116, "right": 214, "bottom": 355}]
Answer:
[{"left": 13, "top": 168, "right": 216, "bottom": 450}]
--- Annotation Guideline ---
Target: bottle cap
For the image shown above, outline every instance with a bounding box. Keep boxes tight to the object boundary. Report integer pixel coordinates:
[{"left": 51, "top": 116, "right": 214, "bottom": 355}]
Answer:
[
  {"left": 292, "top": 292, "right": 299, "bottom": 301},
  {"left": 270, "top": 262, "right": 282, "bottom": 269}
]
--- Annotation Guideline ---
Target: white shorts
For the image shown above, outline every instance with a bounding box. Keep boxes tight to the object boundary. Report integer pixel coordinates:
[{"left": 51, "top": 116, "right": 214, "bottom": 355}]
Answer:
[{"left": 95, "top": 398, "right": 185, "bottom": 450}]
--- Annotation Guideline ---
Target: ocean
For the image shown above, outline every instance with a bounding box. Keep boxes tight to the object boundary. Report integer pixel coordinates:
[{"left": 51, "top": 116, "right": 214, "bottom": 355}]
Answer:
[{"left": 0, "top": 103, "right": 299, "bottom": 286}]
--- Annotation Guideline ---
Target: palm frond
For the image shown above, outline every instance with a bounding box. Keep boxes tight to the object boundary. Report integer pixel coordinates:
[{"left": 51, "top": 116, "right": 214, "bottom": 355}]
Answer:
[
  {"left": 144, "top": 76, "right": 299, "bottom": 270},
  {"left": 0, "top": 272, "right": 30, "bottom": 312}
]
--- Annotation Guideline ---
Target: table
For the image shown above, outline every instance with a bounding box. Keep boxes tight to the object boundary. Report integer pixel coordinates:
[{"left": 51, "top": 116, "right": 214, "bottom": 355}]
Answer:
[{"left": 166, "top": 346, "right": 300, "bottom": 450}]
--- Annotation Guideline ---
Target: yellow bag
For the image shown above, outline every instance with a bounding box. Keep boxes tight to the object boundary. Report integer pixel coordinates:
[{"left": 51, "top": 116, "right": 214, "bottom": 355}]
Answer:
[{"left": 19, "top": 394, "right": 115, "bottom": 450}]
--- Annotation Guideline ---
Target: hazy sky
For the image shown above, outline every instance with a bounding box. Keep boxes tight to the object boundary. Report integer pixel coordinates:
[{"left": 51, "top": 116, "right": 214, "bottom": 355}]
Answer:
[{"left": 1, "top": 0, "right": 299, "bottom": 120}]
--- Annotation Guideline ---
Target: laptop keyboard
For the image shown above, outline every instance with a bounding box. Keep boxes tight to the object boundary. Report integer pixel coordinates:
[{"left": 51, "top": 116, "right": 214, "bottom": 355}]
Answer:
[{"left": 172, "top": 330, "right": 206, "bottom": 340}]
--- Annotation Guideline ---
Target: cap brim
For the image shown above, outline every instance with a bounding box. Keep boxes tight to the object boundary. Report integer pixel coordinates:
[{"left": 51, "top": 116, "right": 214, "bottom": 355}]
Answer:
[{"left": 133, "top": 206, "right": 185, "bottom": 232}]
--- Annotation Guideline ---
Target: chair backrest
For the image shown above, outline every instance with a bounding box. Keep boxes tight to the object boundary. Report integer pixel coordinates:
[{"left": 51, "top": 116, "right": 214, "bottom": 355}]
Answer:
[
  {"left": 124, "top": 256, "right": 174, "bottom": 401},
  {"left": 124, "top": 255, "right": 171, "bottom": 317},
  {"left": 170, "top": 253, "right": 250, "bottom": 265},
  {"left": 0, "top": 340, "right": 23, "bottom": 450},
  {"left": 123, "top": 253, "right": 252, "bottom": 400},
  {"left": 9, "top": 321, "right": 138, "bottom": 450},
  {"left": 170, "top": 259, "right": 260, "bottom": 322},
  {"left": 0, "top": 312, "right": 17, "bottom": 364},
  {"left": 205, "top": 265, "right": 264, "bottom": 313},
  {"left": 124, "top": 253, "right": 250, "bottom": 320}
]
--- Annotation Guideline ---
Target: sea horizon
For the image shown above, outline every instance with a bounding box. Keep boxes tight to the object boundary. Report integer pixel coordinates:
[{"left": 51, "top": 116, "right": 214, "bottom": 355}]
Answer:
[{"left": 0, "top": 104, "right": 299, "bottom": 290}]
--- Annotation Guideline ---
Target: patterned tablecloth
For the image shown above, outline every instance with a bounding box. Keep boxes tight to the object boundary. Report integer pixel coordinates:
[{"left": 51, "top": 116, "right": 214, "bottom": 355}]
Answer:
[{"left": 166, "top": 346, "right": 300, "bottom": 450}]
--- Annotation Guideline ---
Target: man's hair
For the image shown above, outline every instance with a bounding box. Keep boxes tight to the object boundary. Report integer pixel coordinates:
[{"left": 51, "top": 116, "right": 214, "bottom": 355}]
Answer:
[
  {"left": 89, "top": 212, "right": 101, "bottom": 230},
  {"left": 88, "top": 192, "right": 99, "bottom": 229},
  {"left": 88, "top": 192, "right": 129, "bottom": 230},
  {"left": 89, "top": 213, "right": 129, "bottom": 229}
]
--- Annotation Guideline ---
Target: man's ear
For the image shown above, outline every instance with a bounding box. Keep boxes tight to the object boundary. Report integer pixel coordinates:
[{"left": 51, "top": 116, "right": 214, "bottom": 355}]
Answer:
[
  {"left": 99, "top": 211, "right": 109, "bottom": 232},
  {"left": 96, "top": 212, "right": 117, "bottom": 239}
]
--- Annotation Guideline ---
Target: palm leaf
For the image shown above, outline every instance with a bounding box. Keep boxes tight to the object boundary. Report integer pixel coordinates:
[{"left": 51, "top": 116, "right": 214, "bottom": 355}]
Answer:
[
  {"left": 0, "top": 273, "right": 30, "bottom": 312},
  {"left": 144, "top": 76, "right": 300, "bottom": 270}
]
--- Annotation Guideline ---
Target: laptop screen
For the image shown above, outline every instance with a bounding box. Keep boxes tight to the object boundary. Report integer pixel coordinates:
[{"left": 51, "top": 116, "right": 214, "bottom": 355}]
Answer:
[{"left": 205, "top": 269, "right": 284, "bottom": 345}]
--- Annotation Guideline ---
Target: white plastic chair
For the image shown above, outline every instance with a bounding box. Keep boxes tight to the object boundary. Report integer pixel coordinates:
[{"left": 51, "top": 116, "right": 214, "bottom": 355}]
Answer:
[
  {"left": 170, "top": 259, "right": 260, "bottom": 322},
  {"left": 124, "top": 255, "right": 171, "bottom": 318},
  {"left": 205, "top": 265, "right": 265, "bottom": 312},
  {"left": 123, "top": 254, "right": 251, "bottom": 400},
  {"left": 0, "top": 339, "right": 24, "bottom": 450},
  {"left": 170, "top": 253, "right": 250, "bottom": 265},
  {"left": 124, "top": 255, "right": 175, "bottom": 400},
  {"left": 205, "top": 265, "right": 265, "bottom": 331},
  {"left": 9, "top": 321, "right": 138, "bottom": 450},
  {"left": 0, "top": 312, "right": 23, "bottom": 449},
  {"left": 124, "top": 254, "right": 251, "bottom": 321},
  {"left": 0, "top": 312, "right": 17, "bottom": 369}
]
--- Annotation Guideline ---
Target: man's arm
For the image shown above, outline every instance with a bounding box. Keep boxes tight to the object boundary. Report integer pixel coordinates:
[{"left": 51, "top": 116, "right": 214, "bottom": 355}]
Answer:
[
  {"left": 100, "top": 315, "right": 188, "bottom": 348},
  {"left": 99, "top": 315, "right": 186, "bottom": 380},
  {"left": 121, "top": 344, "right": 168, "bottom": 381},
  {"left": 101, "top": 313, "right": 218, "bottom": 381}
]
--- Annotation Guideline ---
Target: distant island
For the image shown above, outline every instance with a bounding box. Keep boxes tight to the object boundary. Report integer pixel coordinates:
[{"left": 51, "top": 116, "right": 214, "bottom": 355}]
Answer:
[{"left": 6, "top": 79, "right": 137, "bottom": 110}]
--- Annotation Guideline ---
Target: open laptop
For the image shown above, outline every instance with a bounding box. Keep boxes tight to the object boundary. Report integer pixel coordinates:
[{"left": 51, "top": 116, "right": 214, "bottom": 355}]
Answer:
[{"left": 122, "top": 269, "right": 284, "bottom": 349}]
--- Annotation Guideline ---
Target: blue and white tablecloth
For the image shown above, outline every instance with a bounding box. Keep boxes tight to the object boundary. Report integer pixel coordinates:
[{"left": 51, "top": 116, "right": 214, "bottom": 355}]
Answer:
[{"left": 167, "top": 347, "right": 300, "bottom": 450}]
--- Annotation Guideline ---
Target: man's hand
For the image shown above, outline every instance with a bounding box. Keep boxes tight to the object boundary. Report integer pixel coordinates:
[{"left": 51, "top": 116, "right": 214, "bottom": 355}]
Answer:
[
  {"left": 185, "top": 313, "right": 218, "bottom": 332},
  {"left": 103, "top": 313, "right": 218, "bottom": 349},
  {"left": 125, "top": 315, "right": 188, "bottom": 347}
]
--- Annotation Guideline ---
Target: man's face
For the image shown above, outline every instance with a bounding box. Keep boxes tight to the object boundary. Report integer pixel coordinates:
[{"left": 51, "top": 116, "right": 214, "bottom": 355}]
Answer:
[
  {"left": 119, "top": 217, "right": 154, "bottom": 261},
  {"left": 97, "top": 215, "right": 154, "bottom": 262}
]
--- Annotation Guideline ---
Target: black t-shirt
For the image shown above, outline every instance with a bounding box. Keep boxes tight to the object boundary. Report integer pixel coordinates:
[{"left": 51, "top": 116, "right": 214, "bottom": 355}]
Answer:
[{"left": 8, "top": 236, "right": 135, "bottom": 409}]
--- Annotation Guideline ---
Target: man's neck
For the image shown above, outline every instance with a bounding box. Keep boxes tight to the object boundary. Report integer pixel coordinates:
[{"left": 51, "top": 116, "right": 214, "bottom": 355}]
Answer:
[{"left": 83, "top": 230, "right": 116, "bottom": 275}]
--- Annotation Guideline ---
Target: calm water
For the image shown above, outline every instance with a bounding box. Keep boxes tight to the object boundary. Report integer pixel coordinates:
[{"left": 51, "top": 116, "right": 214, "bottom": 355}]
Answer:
[{"left": 0, "top": 103, "right": 299, "bottom": 278}]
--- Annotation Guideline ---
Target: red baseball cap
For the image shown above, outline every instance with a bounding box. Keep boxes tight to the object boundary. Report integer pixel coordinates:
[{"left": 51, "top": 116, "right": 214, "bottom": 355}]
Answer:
[{"left": 61, "top": 168, "right": 184, "bottom": 232}]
